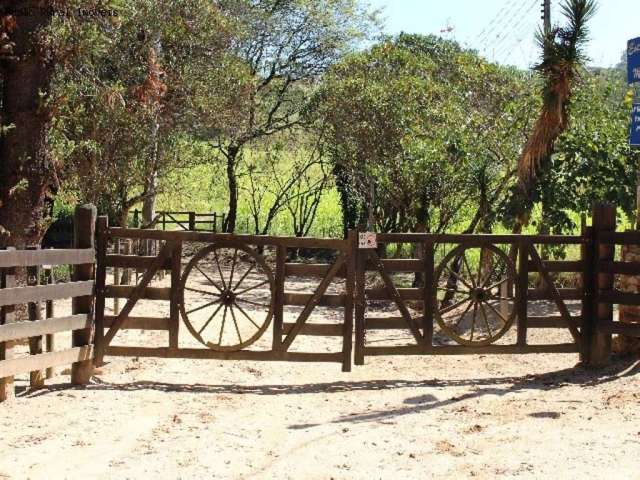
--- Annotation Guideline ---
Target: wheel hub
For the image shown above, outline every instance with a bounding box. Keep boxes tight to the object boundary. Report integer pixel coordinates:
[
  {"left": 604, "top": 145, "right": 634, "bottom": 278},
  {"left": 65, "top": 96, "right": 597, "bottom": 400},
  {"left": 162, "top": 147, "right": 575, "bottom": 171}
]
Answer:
[{"left": 221, "top": 289, "right": 236, "bottom": 306}]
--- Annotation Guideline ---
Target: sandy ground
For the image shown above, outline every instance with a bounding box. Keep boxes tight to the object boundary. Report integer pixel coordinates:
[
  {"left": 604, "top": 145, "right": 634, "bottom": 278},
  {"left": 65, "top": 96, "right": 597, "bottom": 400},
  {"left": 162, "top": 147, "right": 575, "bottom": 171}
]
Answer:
[{"left": 1, "top": 267, "right": 640, "bottom": 479}]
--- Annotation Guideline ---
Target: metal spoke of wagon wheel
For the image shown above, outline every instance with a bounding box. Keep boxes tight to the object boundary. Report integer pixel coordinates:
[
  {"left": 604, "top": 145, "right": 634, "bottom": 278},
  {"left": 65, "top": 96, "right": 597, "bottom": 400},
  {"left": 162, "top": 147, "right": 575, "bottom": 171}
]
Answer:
[
  {"left": 217, "top": 305, "right": 228, "bottom": 344},
  {"left": 229, "top": 306, "right": 243, "bottom": 343},
  {"left": 235, "top": 279, "right": 271, "bottom": 297},
  {"left": 487, "top": 294, "right": 512, "bottom": 302},
  {"left": 482, "top": 300, "right": 509, "bottom": 326},
  {"left": 485, "top": 278, "right": 507, "bottom": 293},
  {"left": 198, "top": 301, "right": 225, "bottom": 335},
  {"left": 194, "top": 264, "right": 223, "bottom": 293},
  {"left": 233, "top": 300, "right": 261, "bottom": 330},
  {"left": 232, "top": 262, "right": 255, "bottom": 291},
  {"left": 443, "top": 264, "right": 474, "bottom": 291},
  {"left": 440, "top": 296, "right": 473, "bottom": 315},
  {"left": 461, "top": 253, "right": 477, "bottom": 288},
  {"left": 212, "top": 248, "right": 228, "bottom": 290},
  {"left": 479, "top": 302, "right": 494, "bottom": 337},
  {"left": 235, "top": 297, "right": 271, "bottom": 309},
  {"left": 185, "top": 286, "right": 221, "bottom": 297},
  {"left": 228, "top": 248, "right": 239, "bottom": 289},
  {"left": 187, "top": 298, "right": 220, "bottom": 316},
  {"left": 469, "top": 302, "right": 478, "bottom": 341},
  {"left": 437, "top": 286, "right": 471, "bottom": 296},
  {"left": 453, "top": 299, "right": 475, "bottom": 330}
]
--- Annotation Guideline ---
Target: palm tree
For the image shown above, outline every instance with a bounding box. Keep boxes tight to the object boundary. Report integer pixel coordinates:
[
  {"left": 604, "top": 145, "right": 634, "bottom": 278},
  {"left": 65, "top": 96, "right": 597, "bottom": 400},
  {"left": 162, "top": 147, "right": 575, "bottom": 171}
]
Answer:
[{"left": 515, "top": 0, "right": 597, "bottom": 229}]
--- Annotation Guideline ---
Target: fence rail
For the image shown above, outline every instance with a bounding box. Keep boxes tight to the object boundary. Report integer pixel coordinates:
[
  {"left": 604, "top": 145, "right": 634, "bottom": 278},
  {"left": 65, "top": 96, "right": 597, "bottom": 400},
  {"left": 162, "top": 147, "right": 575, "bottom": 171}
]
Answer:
[{"left": 0, "top": 206, "right": 97, "bottom": 403}]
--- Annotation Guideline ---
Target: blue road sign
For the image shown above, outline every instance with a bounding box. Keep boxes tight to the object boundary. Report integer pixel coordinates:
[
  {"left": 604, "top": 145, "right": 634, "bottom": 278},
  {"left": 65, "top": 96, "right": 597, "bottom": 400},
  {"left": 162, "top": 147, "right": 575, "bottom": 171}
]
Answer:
[
  {"left": 629, "top": 37, "right": 640, "bottom": 84},
  {"left": 632, "top": 104, "right": 640, "bottom": 147}
]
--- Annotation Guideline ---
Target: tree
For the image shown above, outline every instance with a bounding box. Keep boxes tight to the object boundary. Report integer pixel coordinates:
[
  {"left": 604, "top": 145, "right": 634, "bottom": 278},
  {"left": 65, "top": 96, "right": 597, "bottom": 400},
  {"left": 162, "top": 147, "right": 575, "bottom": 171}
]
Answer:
[
  {"left": 315, "top": 34, "right": 534, "bottom": 237},
  {"left": 0, "top": 2, "right": 57, "bottom": 247},
  {"left": 53, "top": 0, "right": 234, "bottom": 225},
  {"left": 512, "top": 0, "right": 597, "bottom": 230},
  {"left": 206, "top": 0, "right": 376, "bottom": 232}
]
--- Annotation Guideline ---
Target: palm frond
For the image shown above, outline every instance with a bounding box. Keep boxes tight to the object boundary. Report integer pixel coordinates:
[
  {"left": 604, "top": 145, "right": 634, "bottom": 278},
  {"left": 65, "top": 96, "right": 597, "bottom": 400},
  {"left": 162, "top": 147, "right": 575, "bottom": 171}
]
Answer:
[{"left": 518, "top": 0, "right": 597, "bottom": 189}]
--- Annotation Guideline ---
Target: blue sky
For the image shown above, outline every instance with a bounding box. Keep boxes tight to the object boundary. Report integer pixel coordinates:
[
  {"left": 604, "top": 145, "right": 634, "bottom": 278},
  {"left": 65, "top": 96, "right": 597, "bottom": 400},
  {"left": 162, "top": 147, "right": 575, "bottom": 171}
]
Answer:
[{"left": 368, "top": 0, "right": 638, "bottom": 69}]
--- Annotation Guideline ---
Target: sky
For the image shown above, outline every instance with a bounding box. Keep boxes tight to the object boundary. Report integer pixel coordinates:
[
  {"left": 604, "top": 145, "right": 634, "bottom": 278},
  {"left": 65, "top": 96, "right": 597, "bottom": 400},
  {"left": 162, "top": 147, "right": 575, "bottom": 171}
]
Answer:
[{"left": 367, "top": 0, "right": 638, "bottom": 70}]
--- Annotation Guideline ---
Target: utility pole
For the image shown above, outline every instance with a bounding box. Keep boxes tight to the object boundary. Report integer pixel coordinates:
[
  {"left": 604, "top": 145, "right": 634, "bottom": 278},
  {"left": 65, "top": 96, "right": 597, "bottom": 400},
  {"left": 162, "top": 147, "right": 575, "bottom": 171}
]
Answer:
[{"left": 541, "top": 0, "right": 551, "bottom": 33}]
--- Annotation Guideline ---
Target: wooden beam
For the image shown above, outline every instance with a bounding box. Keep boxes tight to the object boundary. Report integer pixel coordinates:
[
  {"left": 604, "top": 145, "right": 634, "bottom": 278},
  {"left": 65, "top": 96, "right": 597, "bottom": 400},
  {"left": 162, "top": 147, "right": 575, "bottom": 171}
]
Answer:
[
  {"left": 284, "top": 263, "right": 347, "bottom": 278},
  {"left": 597, "top": 322, "right": 640, "bottom": 336},
  {"left": 104, "top": 285, "right": 171, "bottom": 301},
  {"left": 363, "top": 343, "right": 579, "bottom": 356},
  {"left": 283, "top": 292, "right": 346, "bottom": 307},
  {"left": 105, "top": 346, "right": 342, "bottom": 363},
  {"left": 103, "top": 316, "right": 170, "bottom": 330},
  {"left": 0, "top": 281, "right": 94, "bottom": 307},
  {"left": 0, "top": 315, "right": 91, "bottom": 343},
  {"left": 526, "top": 260, "right": 583, "bottom": 273},
  {"left": 0, "top": 249, "right": 16, "bottom": 402},
  {"left": 273, "top": 246, "right": 286, "bottom": 351},
  {"left": 369, "top": 250, "right": 424, "bottom": 345},
  {"left": 103, "top": 242, "right": 176, "bottom": 347},
  {"left": 365, "top": 288, "right": 423, "bottom": 301},
  {"left": 0, "top": 346, "right": 93, "bottom": 378},
  {"left": 527, "top": 316, "right": 583, "bottom": 329},
  {"left": 0, "top": 248, "right": 94, "bottom": 268},
  {"left": 282, "top": 322, "right": 343, "bottom": 336},
  {"left": 72, "top": 204, "right": 97, "bottom": 385},
  {"left": 281, "top": 253, "right": 347, "bottom": 351},
  {"left": 105, "top": 254, "right": 172, "bottom": 270},
  {"left": 107, "top": 227, "right": 349, "bottom": 250},
  {"left": 598, "top": 261, "right": 640, "bottom": 275},
  {"left": 528, "top": 245, "right": 581, "bottom": 343},
  {"left": 527, "top": 288, "right": 583, "bottom": 300}
]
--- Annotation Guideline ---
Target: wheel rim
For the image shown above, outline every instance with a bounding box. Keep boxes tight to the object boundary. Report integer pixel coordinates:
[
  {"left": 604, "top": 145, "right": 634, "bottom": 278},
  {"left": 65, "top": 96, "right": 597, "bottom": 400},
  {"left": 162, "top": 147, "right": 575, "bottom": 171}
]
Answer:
[
  {"left": 434, "top": 244, "right": 516, "bottom": 346},
  {"left": 179, "top": 242, "right": 274, "bottom": 351}
]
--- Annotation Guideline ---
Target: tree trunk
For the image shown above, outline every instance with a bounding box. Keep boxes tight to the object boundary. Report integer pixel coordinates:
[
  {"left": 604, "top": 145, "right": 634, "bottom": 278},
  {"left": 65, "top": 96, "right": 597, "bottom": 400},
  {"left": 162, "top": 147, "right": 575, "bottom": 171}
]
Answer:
[
  {"left": 0, "top": 3, "right": 56, "bottom": 248},
  {"left": 224, "top": 145, "right": 239, "bottom": 233}
]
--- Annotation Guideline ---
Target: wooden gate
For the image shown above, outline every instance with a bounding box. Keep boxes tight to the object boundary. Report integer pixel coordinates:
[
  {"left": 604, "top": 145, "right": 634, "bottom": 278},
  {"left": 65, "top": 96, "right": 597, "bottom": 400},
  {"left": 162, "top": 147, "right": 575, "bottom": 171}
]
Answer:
[
  {"left": 354, "top": 232, "right": 589, "bottom": 362},
  {"left": 94, "top": 219, "right": 356, "bottom": 371},
  {"left": 93, "top": 204, "right": 640, "bottom": 371}
]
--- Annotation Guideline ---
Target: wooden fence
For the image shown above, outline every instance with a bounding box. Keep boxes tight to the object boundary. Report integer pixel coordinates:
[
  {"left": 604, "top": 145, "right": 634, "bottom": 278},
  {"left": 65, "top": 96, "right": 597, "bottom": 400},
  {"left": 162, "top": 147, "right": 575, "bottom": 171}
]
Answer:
[
  {"left": 0, "top": 206, "right": 96, "bottom": 402},
  {"left": 131, "top": 210, "right": 225, "bottom": 232}
]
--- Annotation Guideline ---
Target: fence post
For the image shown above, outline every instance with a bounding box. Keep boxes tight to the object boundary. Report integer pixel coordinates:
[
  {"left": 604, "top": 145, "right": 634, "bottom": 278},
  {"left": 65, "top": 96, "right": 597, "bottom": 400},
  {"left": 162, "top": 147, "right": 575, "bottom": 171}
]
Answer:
[
  {"left": 188, "top": 212, "right": 196, "bottom": 231},
  {"left": 94, "top": 216, "right": 108, "bottom": 366},
  {"left": 45, "top": 267, "right": 55, "bottom": 379},
  {"left": 354, "top": 234, "right": 366, "bottom": 366},
  {"left": 587, "top": 203, "right": 615, "bottom": 367},
  {"left": 580, "top": 226, "right": 594, "bottom": 364},
  {"left": 0, "top": 247, "right": 16, "bottom": 402},
  {"left": 273, "top": 246, "right": 286, "bottom": 351},
  {"left": 342, "top": 231, "right": 356, "bottom": 372},
  {"left": 27, "top": 246, "right": 45, "bottom": 389},
  {"left": 422, "top": 238, "right": 435, "bottom": 350},
  {"left": 71, "top": 204, "right": 97, "bottom": 384}
]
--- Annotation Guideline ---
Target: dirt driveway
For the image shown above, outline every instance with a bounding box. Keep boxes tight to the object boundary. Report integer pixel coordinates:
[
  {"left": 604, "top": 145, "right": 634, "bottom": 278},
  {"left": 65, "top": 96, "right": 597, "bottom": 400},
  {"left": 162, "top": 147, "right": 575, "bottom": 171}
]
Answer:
[{"left": 1, "top": 325, "right": 639, "bottom": 479}]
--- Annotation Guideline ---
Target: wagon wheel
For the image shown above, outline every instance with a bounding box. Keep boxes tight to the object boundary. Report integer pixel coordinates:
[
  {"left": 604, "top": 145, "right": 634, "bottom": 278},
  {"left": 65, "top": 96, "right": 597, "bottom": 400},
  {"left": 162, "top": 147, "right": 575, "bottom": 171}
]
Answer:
[
  {"left": 434, "top": 244, "right": 516, "bottom": 346},
  {"left": 180, "top": 243, "right": 275, "bottom": 351}
]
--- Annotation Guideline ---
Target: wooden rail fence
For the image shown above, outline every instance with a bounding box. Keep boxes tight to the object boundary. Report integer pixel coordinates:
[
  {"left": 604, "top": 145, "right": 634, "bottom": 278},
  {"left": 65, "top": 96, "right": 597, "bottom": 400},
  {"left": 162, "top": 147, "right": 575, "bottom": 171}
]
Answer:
[{"left": 0, "top": 205, "right": 96, "bottom": 402}]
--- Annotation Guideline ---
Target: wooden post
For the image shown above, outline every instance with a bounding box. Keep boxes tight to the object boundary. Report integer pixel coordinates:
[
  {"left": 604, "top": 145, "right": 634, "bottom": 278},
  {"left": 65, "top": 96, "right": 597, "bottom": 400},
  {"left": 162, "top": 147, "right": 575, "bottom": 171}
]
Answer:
[
  {"left": 422, "top": 239, "right": 435, "bottom": 351},
  {"left": 213, "top": 213, "right": 218, "bottom": 232},
  {"left": 27, "top": 246, "right": 45, "bottom": 389},
  {"left": 188, "top": 212, "right": 196, "bottom": 231},
  {"left": 0, "top": 248, "right": 16, "bottom": 402},
  {"left": 342, "top": 231, "right": 356, "bottom": 372},
  {"left": 516, "top": 239, "right": 529, "bottom": 347},
  {"left": 113, "top": 237, "right": 120, "bottom": 315},
  {"left": 169, "top": 241, "right": 182, "bottom": 349},
  {"left": 580, "top": 226, "right": 594, "bottom": 363},
  {"left": 71, "top": 204, "right": 97, "bottom": 384},
  {"left": 94, "top": 216, "right": 108, "bottom": 366},
  {"left": 354, "top": 246, "right": 366, "bottom": 366},
  {"left": 273, "top": 246, "right": 286, "bottom": 351},
  {"left": 588, "top": 203, "right": 615, "bottom": 367},
  {"left": 45, "top": 267, "right": 55, "bottom": 379}
]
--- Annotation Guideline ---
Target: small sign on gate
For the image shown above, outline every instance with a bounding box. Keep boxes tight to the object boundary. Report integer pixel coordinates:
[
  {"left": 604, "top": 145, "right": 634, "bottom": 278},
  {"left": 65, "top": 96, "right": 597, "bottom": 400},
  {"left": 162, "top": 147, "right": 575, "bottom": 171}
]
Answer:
[{"left": 358, "top": 232, "right": 377, "bottom": 249}]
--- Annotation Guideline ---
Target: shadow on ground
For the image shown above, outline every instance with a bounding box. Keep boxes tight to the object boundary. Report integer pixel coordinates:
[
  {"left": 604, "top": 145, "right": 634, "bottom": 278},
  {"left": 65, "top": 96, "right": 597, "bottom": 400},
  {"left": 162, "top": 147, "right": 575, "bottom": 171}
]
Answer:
[{"left": 17, "top": 356, "right": 639, "bottom": 428}]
